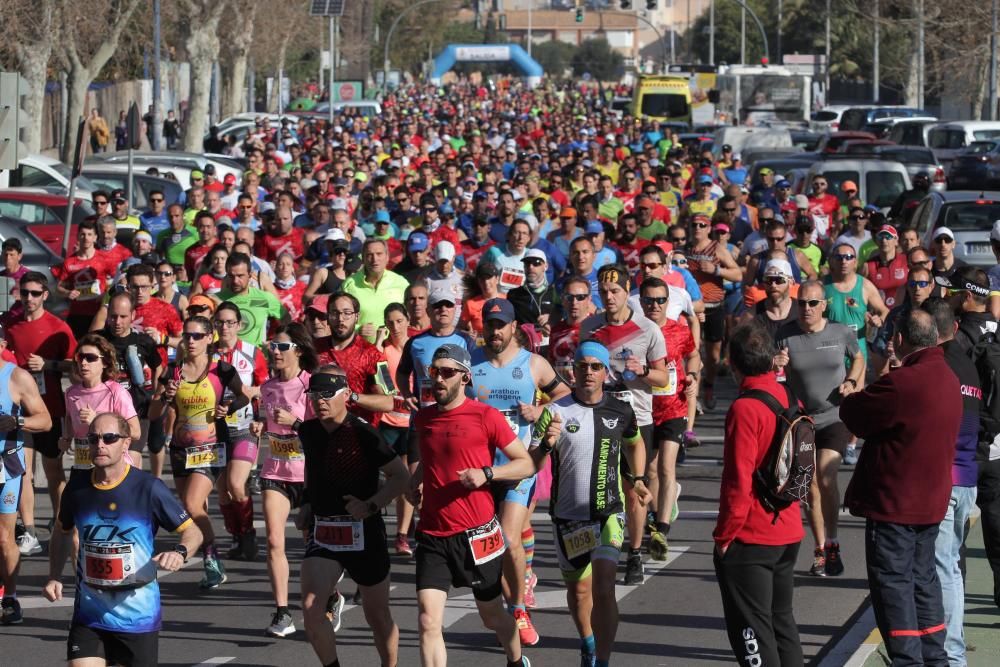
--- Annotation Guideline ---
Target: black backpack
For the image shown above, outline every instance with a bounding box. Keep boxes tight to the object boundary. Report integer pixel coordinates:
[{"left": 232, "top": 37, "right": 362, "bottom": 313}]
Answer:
[
  {"left": 740, "top": 384, "right": 817, "bottom": 523},
  {"left": 968, "top": 330, "right": 1000, "bottom": 458}
]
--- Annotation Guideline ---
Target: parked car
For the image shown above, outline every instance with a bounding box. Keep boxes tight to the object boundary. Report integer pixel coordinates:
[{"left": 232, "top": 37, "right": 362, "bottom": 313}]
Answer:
[
  {"left": 910, "top": 190, "right": 1000, "bottom": 266},
  {"left": 0, "top": 154, "right": 97, "bottom": 195},
  {"left": 861, "top": 115, "right": 938, "bottom": 139},
  {"left": 790, "top": 130, "right": 823, "bottom": 151},
  {"left": 839, "top": 106, "right": 929, "bottom": 132},
  {"left": 81, "top": 166, "right": 184, "bottom": 208},
  {"left": 711, "top": 127, "right": 792, "bottom": 160},
  {"left": 0, "top": 189, "right": 95, "bottom": 256},
  {"left": 807, "top": 159, "right": 912, "bottom": 209},
  {"left": 308, "top": 100, "right": 383, "bottom": 117},
  {"left": 816, "top": 131, "right": 878, "bottom": 154},
  {"left": 928, "top": 121, "right": 1000, "bottom": 175},
  {"left": 0, "top": 215, "right": 67, "bottom": 313},
  {"left": 887, "top": 118, "right": 942, "bottom": 147},
  {"left": 86, "top": 151, "right": 243, "bottom": 188},
  {"left": 833, "top": 145, "right": 947, "bottom": 192},
  {"left": 747, "top": 156, "right": 819, "bottom": 187},
  {"left": 809, "top": 105, "right": 854, "bottom": 133}
]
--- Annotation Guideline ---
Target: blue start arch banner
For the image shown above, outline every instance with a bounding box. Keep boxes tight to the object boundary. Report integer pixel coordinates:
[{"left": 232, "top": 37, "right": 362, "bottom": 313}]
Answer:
[{"left": 430, "top": 44, "right": 544, "bottom": 88}]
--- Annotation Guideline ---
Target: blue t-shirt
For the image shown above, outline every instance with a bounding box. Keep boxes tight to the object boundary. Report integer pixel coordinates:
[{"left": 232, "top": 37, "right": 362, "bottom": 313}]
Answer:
[
  {"left": 401, "top": 330, "right": 476, "bottom": 404},
  {"left": 139, "top": 211, "right": 170, "bottom": 239},
  {"left": 58, "top": 466, "right": 191, "bottom": 633}
]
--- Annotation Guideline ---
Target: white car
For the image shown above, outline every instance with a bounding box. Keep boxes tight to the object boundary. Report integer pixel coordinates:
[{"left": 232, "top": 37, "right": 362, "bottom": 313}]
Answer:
[
  {"left": 0, "top": 154, "right": 97, "bottom": 196},
  {"left": 809, "top": 105, "right": 854, "bottom": 133}
]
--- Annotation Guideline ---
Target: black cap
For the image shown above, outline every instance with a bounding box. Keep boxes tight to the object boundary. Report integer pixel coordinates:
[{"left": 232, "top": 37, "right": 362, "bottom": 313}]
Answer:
[
  {"left": 204, "top": 164, "right": 216, "bottom": 175},
  {"left": 936, "top": 267, "right": 991, "bottom": 298},
  {"left": 110, "top": 189, "right": 126, "bottom": 202}
]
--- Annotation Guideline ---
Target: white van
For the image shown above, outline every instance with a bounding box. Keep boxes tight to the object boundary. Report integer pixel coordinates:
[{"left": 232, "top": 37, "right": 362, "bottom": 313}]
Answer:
[
  {"left": 711, "top": 127, "right": 792, "bottom": 160},
  {"left": 928, "top": 121, "right": 1000, "bottom": 175}
]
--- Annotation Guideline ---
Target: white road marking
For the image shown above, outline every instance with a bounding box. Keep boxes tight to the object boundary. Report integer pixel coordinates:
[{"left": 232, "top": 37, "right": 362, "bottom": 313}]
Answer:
[
  {"left": 193, "top": 658, "right": 235, "bottom": 666},
  {"left": 819, "top": 606, "right": 878, "bottom": 667}
]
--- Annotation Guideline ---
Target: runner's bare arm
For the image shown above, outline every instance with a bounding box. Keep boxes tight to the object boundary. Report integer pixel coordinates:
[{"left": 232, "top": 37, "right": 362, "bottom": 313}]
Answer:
[
  {"left": 491, "top": 438, "right": 535, "bottom": 483},
  {"left": 10, "top": 366, "right": 53, "bottom": 432}
]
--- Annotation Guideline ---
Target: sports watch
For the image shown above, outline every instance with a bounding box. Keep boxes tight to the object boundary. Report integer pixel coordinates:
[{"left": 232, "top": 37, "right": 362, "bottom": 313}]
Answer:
[
  {"left": 173, "top": 544, "right": 189, "bottom": 563},
  {"left": 481, "top": 466, "right": 494, "bottom": 484}
]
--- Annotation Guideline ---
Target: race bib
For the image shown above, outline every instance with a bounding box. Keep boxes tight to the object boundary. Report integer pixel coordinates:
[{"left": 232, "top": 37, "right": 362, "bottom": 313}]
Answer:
[
  {"left": 811, "top": 213, "right": 830, "bottom": 238},
  {"left": 418, "top": 378, "right": 435, "bottom": 407},
  {"left": 314, "top": 515, "right": 364, "bottom": 552},
  {"left": 72, "top": 437, "right": 92, "bottom": 470},
  {"left": 499, "top": 267, "right": 525, "bottom": 291},
  {"left": 185, "top": 442, "right": 227, "bottom": 469},
  {"left": 499, "top": 408, "right": 520, "bottom": 434},
  {"left": 609, "top": 389, "right": 634, "bottom": 406},
  {"left": 466, "top": 515, "right": 506, "bottom": 565},
  {"left": 652, "top": 363, "right": 678, "bottom": 396},
  {"left": 83, "top": 542, "right": 136, "bottom": 588},
  {"left": 561, "top": 521, "right": 600, "bottom": 560},
  {"left": 76, "top": 280, "right": 101, "bottom": 300},
  {"left": 267, "top": 432, "right": 303, "bottom": 461}
]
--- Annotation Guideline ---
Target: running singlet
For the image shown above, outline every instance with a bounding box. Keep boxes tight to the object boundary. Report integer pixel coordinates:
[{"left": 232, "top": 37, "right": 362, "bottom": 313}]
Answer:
[
  {"left": 686, "top": 241, "right": 725, "bottom": 304},
  {"left": 548, "top": 322, "right": 581, "bottom": 376},
  {"left": 0, "top": 363, "right": 26, "bottom": 487},
  {"left": 532, "top": 394, "right": 640, "bottom": 521},
  {"left": 214, "top": 341, "right": 266, "bottom": 433},
  {"left": 469, "top": 347, "right": 536, "bottom": 465},
  {"left": 865, "top": 253, "right": 908, "bottom": 308},
  {"left": 52, "top": 254, "right": 115, "bottom": 316},
  {"left": 57, "top": 466, "right": 192, "bottom": 633},
  {"left": 651, "top": 320, "right": 696, "bottom": 424},
  {"left": 259, "top": 371, "right": 313, "bottom": 483},
  {"left": 823, "top": 275, "right": 869, "bottom": 359},
  {"left": 170, "top": 362, "right": 237, "bottom": 448},
  {"left": 401, "top": 330, "right": 476, "bottom": 407},
  {"left": 412, "top": 399, "right": 515, "bottom": 537},
  {"left": 579, "top": 310, "right": 667, "bottom": 427}
]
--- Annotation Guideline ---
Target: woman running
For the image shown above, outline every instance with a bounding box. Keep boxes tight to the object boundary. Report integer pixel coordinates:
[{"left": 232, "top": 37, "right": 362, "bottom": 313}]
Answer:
[
  {"left": 190, "top": 245, "right": 229, "bottom": 296},
  {"left": 253, "top": 323, "right": 317, "bottom": 637},
  {"left": 149, "top": 315, "right": 248, "bottom": 589},
  {"left": 213, "top": 302, "right": 269, "bottom": 561}
]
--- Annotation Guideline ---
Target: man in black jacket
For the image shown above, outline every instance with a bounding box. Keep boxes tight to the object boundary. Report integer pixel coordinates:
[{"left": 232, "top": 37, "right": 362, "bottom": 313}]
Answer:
[{"left": 507, "top": 249, "right": 559, "bottom": 343}]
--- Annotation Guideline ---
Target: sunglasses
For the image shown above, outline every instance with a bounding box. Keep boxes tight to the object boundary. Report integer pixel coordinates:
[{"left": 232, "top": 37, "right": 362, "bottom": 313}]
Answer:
[
  {"left": 75, "top": 352, "right": 102, "bottom": 363},
  {"left": 269, "top": 341, "right": 298, "bottom": 352},
  {"left": 767, "top": 236, "right": 785, "bottom": 242},
  {"left": 19, "top": 288, "right": 44, "bottom": 298},
  {"left": 308, "top": 389, "right": 345, "bottom": 400},
  {"left": 833, "top": 253, "right": 856, "bottom": 262},
  {"left": 764, "top": 276, "right": 789, "bottom": 285},
  {"left": 524, "top": 258, "right": 545, "bottom": 267},
  {"left": 934, "top": 236, "right": 954, "bottom": 244},
  {"left": 692, "top": 222, "right": 710, "bottom": 229},
  {"left": 94, "top": 200, "right": 109, "bottom": 206},
  {"left": 798, "top": 298, "right": 824, "bottom": 308},
  {"left": 721, "top": 207, "right": 738, "bottom": 213},
  {"left": 155, "top": 270, "right": 174, "bottom": 278},
  {"left": 640, "top": 296, "right": 669, "bottom": 305},
  {"left": 669, "top": 237, "right": 687, "bottom": 244},
  {"left": 876, "top": 233, "right": 896, "bottom": 241},
  {"left": 87, "top": 432, "right": 126, "bottom": 445},
  {"left": 428, "top": 366, "right": 465, "bottom": 380},
  {"left": 574, "top": 361, "right": 606, "bottom": 372},
  {"left": 184, "top": 331, "right": 211, "bottom": 341},
  {"left": 564, "top": 293, "right": 589, "bottom": 302},
  {"left": 641, "top": 262, "right": 663, "bottom": 270},
  {"left": 672, "top": 258, "right": 688, "bottom": 266},
  {"left": 849, "top": 214, "right": 866, "bottom": 221},
  {"left": 150, "top": 198, "right": 164, "bottom": 203},
  {"left": 909, "top": 280, "right": 931, "bottom": 288}
]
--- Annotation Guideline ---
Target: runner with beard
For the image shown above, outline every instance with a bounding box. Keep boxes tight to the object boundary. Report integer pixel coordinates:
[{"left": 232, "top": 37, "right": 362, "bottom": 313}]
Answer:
[
  {"left": 548, "top": 276, "right": 595, "bottom": 384},
  {"left": 469, "top": 298, "right": 569, "bottom": 645}
]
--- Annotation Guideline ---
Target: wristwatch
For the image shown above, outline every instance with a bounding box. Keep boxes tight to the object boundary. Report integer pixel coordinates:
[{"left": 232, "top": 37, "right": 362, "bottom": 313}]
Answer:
[
  {"left": 481, "top": 466, "right": 494, "bottom": 484},
  {"left": 633, "top": 475, "right": 650, "bottom": 486},
  {"left": 350, "top": 391, "right": 360, "bottom": 403},
  {"left": 173, "top": 545, "right": 188, "bottom": 563},
  {"left": 16, "top": 415, "right": 24, "bottom": 429},
  {"left": 291, "top": 418, "right": 303, "bottom": 433},
  {"left": 367, "top": 501, "right": 379, "bottom": 517}
]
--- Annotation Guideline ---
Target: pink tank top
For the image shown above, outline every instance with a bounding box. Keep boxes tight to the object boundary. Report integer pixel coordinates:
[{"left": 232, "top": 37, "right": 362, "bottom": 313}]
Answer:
[{"left": 259, "top": 371, "right": 312, "bottom": 483}]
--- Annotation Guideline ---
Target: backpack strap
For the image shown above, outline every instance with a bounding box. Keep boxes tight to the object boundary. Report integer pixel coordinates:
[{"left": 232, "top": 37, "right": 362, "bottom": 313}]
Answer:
[{"left": 739, "top": 389, "right": 784, "bottom": 416}]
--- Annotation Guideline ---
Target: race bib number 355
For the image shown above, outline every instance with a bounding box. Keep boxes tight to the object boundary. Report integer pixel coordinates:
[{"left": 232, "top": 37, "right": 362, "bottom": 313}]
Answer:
[{"left": 83, "top": 542, "right": 136, "bottom": 588}]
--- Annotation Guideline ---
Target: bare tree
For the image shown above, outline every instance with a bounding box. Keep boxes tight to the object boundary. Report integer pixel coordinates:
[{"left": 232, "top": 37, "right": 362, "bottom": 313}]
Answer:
[
  {"left": 0, "top": 0, "right": 58, "bottom": 154},
  {"left": 178, "top": 0, "right": 226, "bottom": 152},
  {"left": 59, "top": 0, "right": 143, "bottom": 163},
  {"left": 221, "top": 3, "right": 258, "bottom": 118}
]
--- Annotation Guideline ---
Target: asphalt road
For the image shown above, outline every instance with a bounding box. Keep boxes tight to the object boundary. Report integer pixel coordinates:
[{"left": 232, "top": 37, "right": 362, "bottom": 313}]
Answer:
[{"left": 4, "top": 376, "right": 874, "bottom": 666}]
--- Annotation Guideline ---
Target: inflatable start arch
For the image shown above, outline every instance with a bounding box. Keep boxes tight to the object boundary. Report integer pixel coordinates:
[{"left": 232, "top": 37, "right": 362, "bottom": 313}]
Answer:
[{"left": 430, "top": 44, "right": 544, "bottom": 88}]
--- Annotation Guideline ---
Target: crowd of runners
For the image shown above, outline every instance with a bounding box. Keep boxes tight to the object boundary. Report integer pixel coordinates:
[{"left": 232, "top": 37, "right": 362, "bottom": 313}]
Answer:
[{"left": 0, "top": 78, "right": 996, "bottom": 667}]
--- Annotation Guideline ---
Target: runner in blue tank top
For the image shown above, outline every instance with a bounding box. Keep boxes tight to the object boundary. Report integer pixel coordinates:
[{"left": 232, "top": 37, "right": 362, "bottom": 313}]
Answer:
[
  {"left": 468, "top": 298, "right": 569, "bottom": 646},
  {"left": 0, "top": 356, "right": 54, "bottom": 626}
]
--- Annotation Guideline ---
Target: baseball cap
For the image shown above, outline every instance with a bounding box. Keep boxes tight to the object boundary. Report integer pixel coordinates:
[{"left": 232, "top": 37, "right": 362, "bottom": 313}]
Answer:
[
  {"left": 585, "top": 220, "right": 605, "bottom": 235},
  {"left": 223, "top": 173, "right": 237, "bottom": 185},
  {"left": 439, "top": 202, "right": 455, "bottom": 216},
  {"left": 721, "top": 144, "right": 733, "bottom": 152},
  {"left": 776, "top": 179, "right": 791, "bottom": 189},
  {"left": 712, "top": 222, "right": 731, "bottom": 234},
  {"left": 574, "top": 340, "right": 611, "bottom": 372},
  {"left": 560, "top": 207, "right": 578, "bottom": 219},
  {"left": 935, "top": 266, "right": 991, "bottom": 298},
  {"left": 876, "top": 224, "right": 899, "bottom": 239},
  {"left": 408, "top": 232, "right": 430, "bottom": 251},
  {"left": 433, "top": 241, "right": 456, "bottom": 262},
  {"left": 732, "top": 153, "right": 742, "bottom": 162},
  {"left": 476, "top": 262, "right": 500, "bottom": 279},
  {"left": 636, "top": 196, "right": 655, "bottom": 209},
  {"left": 991, "top": 220, "right": 1000, "bottom": 242},
  {"left": 432, "top": 343, "right": 472, "bottom": 373},
  {"left": 697, "top": 174, "right": 714, "bottom": 185},
  {"left": 187, "top": 294, "right": 216, "bottom": 314},
  {"left": 763, "top": 259, "right": 794, "bottom": 278},
  {"left": 841, "top": 180, "right": 858, "bottom": 193},
  {"left": 323, "top": 228, "right": 347, "bottom": 243},
  {"left": 306, "top": 294, "right": 330, "bottom": 315},
  {"left": 373, "top": 210, "right": 391, "bottom": 225},
  {"left": 759, "top": 167, "right": 774, "bottom": 176},
  {"left": 330, "top": 197, "right": 349, "bottom": 211},
  {"left": 795, "top": 194, "right": 810, "bottom": 209},
  {"left": 428, "top": 287, "right": 456, "bottom": 306},
  {"left": 482, "top": 298, "right": 516, "bottom": 324},
  {"left": 203, "top": 164, "right": 216, "bottom": 175},
  {"left": 111, "top": 189, "right": 127, "bottom": 202},
  {"left": 522, "top": 248, "right": 547, "bottom": 264},
  {"left": 933, "top": 226, "right": 955, "bottom": 241},
  {"left": 190, "top": 170, "right": 204, "bottom": 180}
]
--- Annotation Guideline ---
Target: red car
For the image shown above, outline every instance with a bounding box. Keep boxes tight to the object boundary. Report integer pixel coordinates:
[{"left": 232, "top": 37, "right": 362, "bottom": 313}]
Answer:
[
  {"left": 0, "top": 189, "right": 95, "bottom": 257},
  {"left": 816, "top": 131, "right": 879, "bottom": 154}
]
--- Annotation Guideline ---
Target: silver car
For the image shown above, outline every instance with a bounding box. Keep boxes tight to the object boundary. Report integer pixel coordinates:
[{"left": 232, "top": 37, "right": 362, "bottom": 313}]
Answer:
[
  {"left": 806, "top": 159, "right": 912, "bottom": 210},
  {"left": 910, "top": 190, "right": 1000, "bottom": 267}
]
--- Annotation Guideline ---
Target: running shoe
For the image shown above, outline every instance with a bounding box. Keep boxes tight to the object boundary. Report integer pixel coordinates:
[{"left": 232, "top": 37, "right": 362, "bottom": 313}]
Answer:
[
  {"left": 16, "top": 532, "right": 41, "bottom": 556},
  {"left": 225, "top": 535, "right": 243, "bottom": 561},
  {"left": 247, "top": 470, "right": 262, "bottom": 496},
  {"left": 844, "top": 445, "right": 859, "bottom": 465},
  {"left": 671, "top": 483, "right": 682, "bottom": 524},
  {"left": 703, "top": 387, "right": 716, "bottom": 411},
  {"left": 395, "top": 534, "right": 413, "bottom": 556},
  {"left": 624, "top": 551, "right": 644, "bottom": 585},
  {"left": 681, "top": 430, "right": 701, "bottom": 449},
  {"left": 648, "top": 531, "right": 669, "bottom": 561},
  {"left": 825, "top": 543, "right": 845, "bottom": 577},
  {"left": 326, "top": 592, "right": 345, "bottom": 632},
  {"left": 242, "top": 530, "right": 259, "bottom": 562},
  {"left": 1, "top": 597, "right": 23, "bottom": 625},
  {"left": 809, "top": 547, "right": 827, "bottom": 577},
  {"left": 513, "top": 608, "right": 540, "bottom": 646},
  {"left": 524, "top": 571, "right": 537, "bottom": 609},
  {"left": 200, "top": 557, "right": 227, "bottom": 589},
  {"left": 580, "top": 653, "right": 596, "bottom": 667},
  {"left": 266, "top": 610, "right": 296, "bottom": 638},
  {"left": 695, "top": 399, "right": 704, "bottom": 416}
]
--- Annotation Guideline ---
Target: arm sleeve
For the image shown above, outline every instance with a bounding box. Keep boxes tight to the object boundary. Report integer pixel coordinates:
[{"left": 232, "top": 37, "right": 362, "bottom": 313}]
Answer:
[{"left": 623, "top": 405, "right": 641, "bottom": 444}]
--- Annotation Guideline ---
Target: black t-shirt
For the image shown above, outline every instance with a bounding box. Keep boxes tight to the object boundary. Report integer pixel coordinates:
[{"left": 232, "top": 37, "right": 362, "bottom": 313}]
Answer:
[
  {"left": 753, "top": 298, "right": 800, "bottom": 342},
  {"left": 301, "top": 414, "right": 396, "bottom": 516},
  {"left": 96, "top": 329, "right": 162, "bottom": 417}
]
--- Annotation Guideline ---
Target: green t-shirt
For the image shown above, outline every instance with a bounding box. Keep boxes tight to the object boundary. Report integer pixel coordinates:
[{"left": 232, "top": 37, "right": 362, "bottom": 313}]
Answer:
[
  {"left": 636, "top": 219, "right": 669, "bottom": 241},
  {"left": 214, "top": 287, "right": 285, "bottom": 346},
  {"left": 156, "top": 226, "right": 198, "bottom": 267}
]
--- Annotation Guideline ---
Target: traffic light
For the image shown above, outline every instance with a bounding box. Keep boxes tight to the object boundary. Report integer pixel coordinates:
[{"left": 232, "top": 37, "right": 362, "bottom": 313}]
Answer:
[
  {"left": 0, "top": 72, "right": 28, "bottom": 170},
  {"left": 646, "top": 0, "right": 658, "bottom": 9},
  {"left": 575, "top": 0, "right": 584, "bottom": 22}
]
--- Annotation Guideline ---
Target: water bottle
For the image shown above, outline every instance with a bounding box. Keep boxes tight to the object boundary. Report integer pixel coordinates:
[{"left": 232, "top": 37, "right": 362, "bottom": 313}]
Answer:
[{"left": 125, "top": 345, "right": 145, "bottom": 387}]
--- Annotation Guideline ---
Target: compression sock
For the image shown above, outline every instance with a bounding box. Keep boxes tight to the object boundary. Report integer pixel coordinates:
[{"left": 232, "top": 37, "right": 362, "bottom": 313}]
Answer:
[
  {"left": 656, "top": 521, "right": 671, "bottom": 535},
  {"left": 509, "top": 603, "right": 526, "bottom": 614},
  {"left": 521, "top": 527, "right": 535, "bottom": 575},
  {"left": 277, "top": 605, "right": 290, "bottom": 615},
  {"left": 236, "top": 497, "right": 254, "bottom": 535},
  {"left": 219, "top": 502, "right": 238, "bottom": 536},
  {"left": 581, "top": 634, "right": 596, "bottom": 654}
]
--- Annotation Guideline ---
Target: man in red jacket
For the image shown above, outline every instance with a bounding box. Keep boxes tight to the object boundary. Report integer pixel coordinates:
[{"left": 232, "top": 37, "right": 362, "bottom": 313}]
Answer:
[
  {"left": 714, "top": 322, "right": 803, "bottom": 667},
  {"left": 841, "top": 309, "right": 962, "bottom": 666}
]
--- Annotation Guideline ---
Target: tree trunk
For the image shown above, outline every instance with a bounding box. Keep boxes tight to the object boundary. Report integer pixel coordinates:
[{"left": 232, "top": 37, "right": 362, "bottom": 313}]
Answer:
[
  {"left": 221, "top": 3, "right": 256, "bottom": 118},
  {"left": 973, "top": 55, "right": 988, "bottom": 121},
  {"left": 61, "top": 67, "right": 91, "bottom": 163},
  {"left": 270, "top": 39, "right": 289, "bottom": 113},
  {"left": 19, "top": 47, "right": 51, "bottom": 154},
  {"left": 181, "top": 0, "right": 225, "bottom": 153}
]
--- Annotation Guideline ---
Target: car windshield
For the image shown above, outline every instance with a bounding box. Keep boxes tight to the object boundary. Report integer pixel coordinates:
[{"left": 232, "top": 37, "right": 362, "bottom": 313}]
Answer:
[
  {"left": 640, "top": 94, "right": 689, "bottom": 119},
  {"left": 940, "top": 201, "right": 1000, "bottom": 231},
  {"left": 866, "top": 171, "right": 908, "bottom": 207},
  {"left": 47, "top": 161, "right": 98, "bottom": 191},
  {"left": 973, "top": 130, "right": 1000, "bottom": 141},
  {"left": 929, "top": 129, "right": 966, "bottom": 149},
  {"left": 967, "top": 142, "right": 999, "bottom": 154}
]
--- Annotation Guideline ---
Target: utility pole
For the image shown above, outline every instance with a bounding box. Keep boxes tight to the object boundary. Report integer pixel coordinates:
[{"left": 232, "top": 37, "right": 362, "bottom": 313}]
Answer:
[
  {"left": 917, "top": 0, "right": 924, "bottom": 108},
  {"left": 152, "top": 0, "right": 162, "bottom": 150},
  {"left": 741, "top": 6, "right": 746, "bottom": 64},
  {"left": 709, "top": 0, "right": 715, "bottom": 65},
  {"left": 873, "top": 0, "right": 880, "bottom": 102},
  {"left": 329, "top": 15, "right": 336, "bottom": 124},
  {"left": 687, "top": 0, "right": 693, "bottom": 62},
  {"left": 777, "top": 0, "right": 782, "bottom": 64},
  {"left": 527, "top": 0, "right": 533, "bottom": 58},
  {"left": 825, "top": 0, "right": 831, "bottom": 98}
]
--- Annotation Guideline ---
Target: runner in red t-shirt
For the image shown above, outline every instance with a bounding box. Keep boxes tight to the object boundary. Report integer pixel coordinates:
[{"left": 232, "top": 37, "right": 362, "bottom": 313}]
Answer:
[
  {"left": 51, "top": 219, "right": 117, "bottom": 337},
  {"left": 96, "top": 217, "right": 134, "bottom": 273},
  {"left": 806, "top": 175, "right": 841, "bottom": 242},
  {"left": 547, "top": 275, "right": 595, "bottom": 383},
  {"left": 255, "top": 207, "right": 306, "bottom": 263},
  {"left": 407, "top": 343, "right": 533, "bottom": 667},
  {"left": 612, "top": 214, "right": 651, "bottom": 279},
  {"left": 186, "top": 212, "right": 220, "bottom": 279}
]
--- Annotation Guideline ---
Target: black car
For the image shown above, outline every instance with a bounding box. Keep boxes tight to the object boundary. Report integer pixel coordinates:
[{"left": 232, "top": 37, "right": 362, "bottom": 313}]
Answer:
[{"left": 948, "top": 141, "right": 1000, "bottom": 190}]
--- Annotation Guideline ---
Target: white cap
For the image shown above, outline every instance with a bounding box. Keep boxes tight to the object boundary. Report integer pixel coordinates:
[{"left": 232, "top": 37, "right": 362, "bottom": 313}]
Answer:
[
  {"left": 794, "top": 194, "right": 810, "bottom": 209},
  {"left": 428, "top": 286, "right": 456, "bottom": 306},
  {"left": 433, "top": 241, "right": 456, "bottom": 262},
  {"left": 934, "top": 226, "right": 955, "bottom": 240},
  {"left": 330, "top": 197, "right": 349, "bottom": 211},
  {"left": 522, "top": 248, "right": 548, "bottom": 264},
  {"left": 324, "top": 228, "right": 347, "bottom": 243},
  {"left": 515, "top": 212, "right": 538, "bottom": 231},
  {"left": 764, "top": 258, "right": 794, "bottom": 278},
  {"left": 511, "top": 190, "right": 524, "bottom": 201},
  {"left": 992, "top": 220, "right": 1000, "bottom": 242},
  {"left": 259, "top": 201, "right": 276, "bottom": 213}
]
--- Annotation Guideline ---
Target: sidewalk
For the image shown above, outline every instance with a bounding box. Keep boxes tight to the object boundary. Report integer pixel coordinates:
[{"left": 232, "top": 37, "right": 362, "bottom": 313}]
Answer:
[{"left": 861, "top": 518, "right": 1000, "bottom": 666}]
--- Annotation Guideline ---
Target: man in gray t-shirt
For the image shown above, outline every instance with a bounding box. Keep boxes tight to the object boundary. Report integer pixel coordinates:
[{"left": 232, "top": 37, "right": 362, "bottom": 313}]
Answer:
[{"left": 774, "top": 280, "right": 866, "bottom": 578}]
